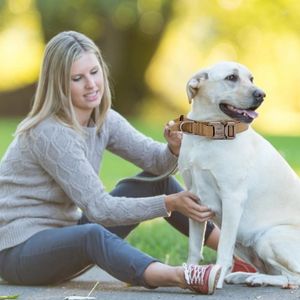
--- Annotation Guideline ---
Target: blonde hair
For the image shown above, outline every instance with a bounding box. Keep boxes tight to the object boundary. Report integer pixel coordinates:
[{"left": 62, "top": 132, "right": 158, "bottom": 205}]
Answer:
[{"left": 16, "top": 31, "right": 111, "bottom": 135}]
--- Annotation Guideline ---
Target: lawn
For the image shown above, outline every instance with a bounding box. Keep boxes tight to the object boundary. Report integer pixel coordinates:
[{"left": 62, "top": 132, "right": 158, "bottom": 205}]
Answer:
[{"left": 1, "top": 117, "right": 300, "bottom": 265}]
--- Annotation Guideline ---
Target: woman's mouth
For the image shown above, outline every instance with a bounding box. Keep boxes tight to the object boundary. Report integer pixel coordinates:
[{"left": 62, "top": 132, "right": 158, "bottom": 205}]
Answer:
[{"left": 84, "top": 91, "right": 99, "bottom": 102}]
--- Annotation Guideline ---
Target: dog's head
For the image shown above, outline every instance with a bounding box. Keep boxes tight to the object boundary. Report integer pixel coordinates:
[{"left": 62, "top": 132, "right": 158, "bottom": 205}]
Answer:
[{"left": 186, "top": 61, "right": 266, "bottom": 123}]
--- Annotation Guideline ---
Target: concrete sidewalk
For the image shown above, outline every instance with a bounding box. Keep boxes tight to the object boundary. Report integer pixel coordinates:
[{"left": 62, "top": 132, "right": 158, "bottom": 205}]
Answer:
[{"left": 0, "top": 267, "right": 300, "bottom": 300}]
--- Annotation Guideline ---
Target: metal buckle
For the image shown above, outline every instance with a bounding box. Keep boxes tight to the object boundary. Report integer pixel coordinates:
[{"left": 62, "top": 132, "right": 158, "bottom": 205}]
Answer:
[
  {"left": 208, "top": 121, "right": 236, "bottom": 139},
  {"left": 225, "top": 122, "right": 236, "bottom": 139},
  {"left": 179, "top": 120, "right": 194, "bottom": 133}
]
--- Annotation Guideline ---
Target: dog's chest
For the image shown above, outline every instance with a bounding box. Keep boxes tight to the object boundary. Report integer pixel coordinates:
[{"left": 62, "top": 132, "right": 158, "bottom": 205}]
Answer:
[
  {"left": 179, "top": 136, "right": 229, "bottom": 174},
  {"left": 180, "top": 134, "right": 251, "bottom": 208},
  {"left": 178, "top": 137, "right": 228, "bottom": 214}
]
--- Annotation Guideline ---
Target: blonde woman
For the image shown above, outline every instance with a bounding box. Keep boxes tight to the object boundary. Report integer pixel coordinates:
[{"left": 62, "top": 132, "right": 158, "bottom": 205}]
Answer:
[{"left": 0, "top": 31, "right": 252, "bottom": 295}]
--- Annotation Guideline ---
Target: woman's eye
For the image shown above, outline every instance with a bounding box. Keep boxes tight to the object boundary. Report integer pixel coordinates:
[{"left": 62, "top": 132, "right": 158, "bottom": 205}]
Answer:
[
  {"left": 91, "top": 69, "right": 98, "bottom": 75},
  {"left": 72, "top": 76, "right": 81, "bottom": 82},
  {"left": 225, "top": 74, "right": 238, "bottom": 82}
]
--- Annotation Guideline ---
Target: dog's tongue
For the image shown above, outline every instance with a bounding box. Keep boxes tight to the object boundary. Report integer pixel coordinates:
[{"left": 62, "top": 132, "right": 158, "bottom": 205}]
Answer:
[
  {"left": 227, "top": 105, "right": 259, "bottom": 119},
  {"left": 233, "top": 107, "right": 258, "bottom": 119},
  {"left": 244, "top": 109, "right": 258, "bottom": 119}
]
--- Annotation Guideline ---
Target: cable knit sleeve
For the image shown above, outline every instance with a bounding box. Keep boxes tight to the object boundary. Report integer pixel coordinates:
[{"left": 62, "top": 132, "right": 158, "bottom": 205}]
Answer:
[
  {"left": 29, "top": 122, "right": 170, "bottom": 226},
  {"left": 106, "top": 110, "right": 177, "bottom": 175}
]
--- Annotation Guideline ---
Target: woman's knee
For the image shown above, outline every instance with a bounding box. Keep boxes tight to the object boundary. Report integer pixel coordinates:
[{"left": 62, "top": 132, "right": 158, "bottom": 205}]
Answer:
[
  {"left": 82, "top": 223, "right": 122, "bottom": 251},
  {"left": 81, "top": 223, "right": 108, "bottom": 240},
  {"left": 165, "top": 176, "right": 183, "bottom": 194}
]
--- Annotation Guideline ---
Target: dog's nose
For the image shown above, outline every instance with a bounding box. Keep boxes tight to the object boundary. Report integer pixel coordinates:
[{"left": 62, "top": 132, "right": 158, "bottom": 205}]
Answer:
[{"left": 253, "top": 89, "right": 266, "bottom": 103}]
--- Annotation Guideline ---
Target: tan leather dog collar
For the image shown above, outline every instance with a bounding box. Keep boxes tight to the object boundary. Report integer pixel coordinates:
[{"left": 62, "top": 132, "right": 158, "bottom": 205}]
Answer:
[{"left": 170, "top": 115, "right": 249, "bottom": 140}]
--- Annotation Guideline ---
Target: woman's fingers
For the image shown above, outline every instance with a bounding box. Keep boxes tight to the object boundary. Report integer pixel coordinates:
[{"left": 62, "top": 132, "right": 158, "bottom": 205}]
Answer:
[
  {"left": 186, "top": 201, "right": 215, "bottom": 222},
  {"left": 189, "top": 210, "right": 215, "bottom": 222},
  {"left": 176, "top": 192, "right": 215, "bottom": 221},
  {"left": 165, "top": 191, "right": 215, "bottom": 222},
  {"left": 164, "top": 127, "right": 182, "bottom": 144}
]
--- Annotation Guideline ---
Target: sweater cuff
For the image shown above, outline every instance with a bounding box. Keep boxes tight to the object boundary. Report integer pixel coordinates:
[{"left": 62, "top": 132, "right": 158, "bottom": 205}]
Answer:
[
  {"left": 163, "top": 145, "right": 178, "bottom": 169},
  {"left": 149, "top": 195, "right": 171, "bottom": 219},
  {"left": 162, "top": 194, "right": 172, "bottom": 217}
]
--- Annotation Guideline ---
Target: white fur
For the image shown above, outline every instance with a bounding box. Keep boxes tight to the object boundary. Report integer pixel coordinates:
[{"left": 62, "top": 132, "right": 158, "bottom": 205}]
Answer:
[{"left": 178, "top": 61, "right": 300, "bottom": 289}]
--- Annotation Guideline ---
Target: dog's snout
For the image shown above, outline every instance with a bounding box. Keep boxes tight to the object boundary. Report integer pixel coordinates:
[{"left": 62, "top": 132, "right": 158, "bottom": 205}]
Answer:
[{"left": 253, "top": 89, "right": 266, "bottom": 103}]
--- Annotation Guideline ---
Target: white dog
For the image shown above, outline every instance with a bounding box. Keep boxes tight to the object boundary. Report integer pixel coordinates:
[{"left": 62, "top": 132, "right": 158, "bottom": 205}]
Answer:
[{"left": 175, "top": 61, "right": 300, "bottom": 289}]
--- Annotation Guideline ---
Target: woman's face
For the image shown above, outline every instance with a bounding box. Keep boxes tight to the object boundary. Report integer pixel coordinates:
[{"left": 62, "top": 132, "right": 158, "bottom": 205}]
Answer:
[{"left": 70, "top": 52, "right": 104, "bottom": 126}]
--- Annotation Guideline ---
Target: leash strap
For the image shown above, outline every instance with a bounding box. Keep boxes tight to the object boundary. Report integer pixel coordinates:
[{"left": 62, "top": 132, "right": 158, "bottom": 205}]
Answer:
[{"left": 170, "top": 115, "right": 249, "bottom": 139}]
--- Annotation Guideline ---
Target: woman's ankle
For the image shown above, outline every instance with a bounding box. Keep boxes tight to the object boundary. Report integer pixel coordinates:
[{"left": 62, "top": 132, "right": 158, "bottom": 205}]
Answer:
[{"left": 143, "top": 262, "right": 186, "bottom": 288}]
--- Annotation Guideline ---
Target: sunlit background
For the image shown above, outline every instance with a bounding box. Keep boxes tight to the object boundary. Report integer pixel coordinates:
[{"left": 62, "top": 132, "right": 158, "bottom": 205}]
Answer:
[{"left": 1, "top": 0, "right": 300, "bottom": 134}]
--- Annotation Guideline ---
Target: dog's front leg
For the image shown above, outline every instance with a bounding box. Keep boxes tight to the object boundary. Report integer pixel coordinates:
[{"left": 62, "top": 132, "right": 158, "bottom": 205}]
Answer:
[
  {"left": 188, "top": 219, "right": 206, "bottom": 264},
  {"left": 180, "top": 168, "right": 206, "bottom": 264},
  {"left": 216, "top": 193, "right": 245, "bottom": 289},
  {"left": 188, "top": 219, "right": 207, "bottom": 264}
]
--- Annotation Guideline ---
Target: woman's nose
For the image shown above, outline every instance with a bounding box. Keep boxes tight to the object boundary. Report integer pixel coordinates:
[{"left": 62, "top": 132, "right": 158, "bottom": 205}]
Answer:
[{"left": 85, "top": 76, "right": 96, "bottom": 89}]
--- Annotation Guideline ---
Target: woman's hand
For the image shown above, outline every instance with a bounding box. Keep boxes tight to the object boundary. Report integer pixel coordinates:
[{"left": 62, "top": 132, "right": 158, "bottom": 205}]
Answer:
[
  {"left": 164, "top": 120, "right": 182, "bottom": 156},
  {"left": 164, "top": 191, "right": 215, "bottom": 222}
]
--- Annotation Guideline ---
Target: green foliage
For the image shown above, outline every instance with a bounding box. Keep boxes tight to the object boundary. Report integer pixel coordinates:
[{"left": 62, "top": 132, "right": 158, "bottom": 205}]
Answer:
[
  {"left": 0, "top": 296, "right": 19, "bottom": 299},
  {"left": 266, "top": 135, "right": 300, "bottom": 172},
  {"left": 0, "top": 117, "right": 21, "bottom": 157}
]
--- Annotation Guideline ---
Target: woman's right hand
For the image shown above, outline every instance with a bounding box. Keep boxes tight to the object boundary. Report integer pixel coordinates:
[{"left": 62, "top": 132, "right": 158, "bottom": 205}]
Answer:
[{"left": 164, "top": 191, "right": 215, "bottom": 222}]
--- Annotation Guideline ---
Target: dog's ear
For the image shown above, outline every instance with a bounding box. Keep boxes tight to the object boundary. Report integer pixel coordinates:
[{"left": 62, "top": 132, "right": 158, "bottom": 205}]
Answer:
[{"left": 186, "top": 72, "right": 208, "bottom": 104}]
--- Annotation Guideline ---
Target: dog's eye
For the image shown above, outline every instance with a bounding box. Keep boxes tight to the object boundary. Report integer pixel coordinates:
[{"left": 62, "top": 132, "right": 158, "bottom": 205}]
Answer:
[
  {"left": 250, "top": 76, "right": 254, "bottom": 83},
  {"left": 225, "top": 74, "right": 238, "bottom": 82}
]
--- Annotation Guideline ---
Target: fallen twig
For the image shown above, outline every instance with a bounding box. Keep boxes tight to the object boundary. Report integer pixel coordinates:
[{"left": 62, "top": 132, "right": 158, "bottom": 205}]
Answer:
[
  {"left": 64, "top": 281, "right": 99, "bottom": 300},
  {"left": 64, "top": 297, "right": 95, "bottom": 300}
]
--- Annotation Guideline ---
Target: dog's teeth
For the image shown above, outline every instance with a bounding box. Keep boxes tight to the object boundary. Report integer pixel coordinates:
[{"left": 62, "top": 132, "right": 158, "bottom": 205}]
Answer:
[{"left": 227, "top": 105, "right": 236, "bottom": 111}]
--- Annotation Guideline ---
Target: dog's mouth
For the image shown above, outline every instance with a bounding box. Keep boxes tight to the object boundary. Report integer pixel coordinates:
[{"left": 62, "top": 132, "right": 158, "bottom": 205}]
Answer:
[{"left": 219, "top": 103, "right": 259, "bottom": 123}]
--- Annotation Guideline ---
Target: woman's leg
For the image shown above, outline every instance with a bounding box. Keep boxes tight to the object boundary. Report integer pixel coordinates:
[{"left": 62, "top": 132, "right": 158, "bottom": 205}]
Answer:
[
  {"left": 0, "top": 223, "right": 221, "bottom": 293},
  {"left": 0, "top": 224, "right": 157, "bottom": 286}
]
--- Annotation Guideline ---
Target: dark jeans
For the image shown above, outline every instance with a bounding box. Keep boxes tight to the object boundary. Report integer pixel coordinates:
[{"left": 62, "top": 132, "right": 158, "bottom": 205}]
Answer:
[{"left": 0, "top": 173, "right": 214, "bottom": 286}]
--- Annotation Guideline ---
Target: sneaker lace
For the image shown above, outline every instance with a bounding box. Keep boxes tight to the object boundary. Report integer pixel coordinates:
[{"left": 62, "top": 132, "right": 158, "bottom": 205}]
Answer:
[{"left": 183, "top": 263, "right": 207, "bottom": 286}]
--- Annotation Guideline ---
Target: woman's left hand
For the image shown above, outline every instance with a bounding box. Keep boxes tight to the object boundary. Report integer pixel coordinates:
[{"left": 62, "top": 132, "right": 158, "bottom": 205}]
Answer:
[{"left": 164, "top": 121, "right": 183, "bottom": 156}]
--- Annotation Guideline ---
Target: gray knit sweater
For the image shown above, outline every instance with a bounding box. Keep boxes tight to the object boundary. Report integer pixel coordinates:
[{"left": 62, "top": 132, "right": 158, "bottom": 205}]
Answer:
[{"left": 0, "top": 109, "right": 177, "bottom": 251}]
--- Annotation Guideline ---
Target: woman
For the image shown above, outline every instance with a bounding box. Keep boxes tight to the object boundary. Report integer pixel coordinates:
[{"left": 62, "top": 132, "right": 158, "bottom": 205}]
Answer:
[{"left": 0, "top": 31, "right": 231, "bottom": 294}]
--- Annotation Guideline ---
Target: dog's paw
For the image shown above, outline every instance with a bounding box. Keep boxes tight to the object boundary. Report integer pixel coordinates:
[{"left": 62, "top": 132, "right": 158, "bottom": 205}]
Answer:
[
  {"left": 245, "top": 274, "right": 268, "bottom": 287},
  {"left": 225, "top": 272, "right": 252, "bottom": 285}
]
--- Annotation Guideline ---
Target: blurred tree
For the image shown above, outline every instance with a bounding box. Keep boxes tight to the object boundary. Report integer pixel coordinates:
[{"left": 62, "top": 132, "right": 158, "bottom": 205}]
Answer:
[
  {"left": 0, "top": 0, "right": 44, "bottom": 116},
  {"left": 2, "top": 0, "right": 300, "bottom": 134},
  {"left": 35, "top": 0, "right": 173, "bottom": 116}
]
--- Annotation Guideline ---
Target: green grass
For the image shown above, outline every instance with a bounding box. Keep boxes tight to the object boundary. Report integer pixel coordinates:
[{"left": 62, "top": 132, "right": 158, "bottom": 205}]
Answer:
[
  {"left": 127, "top": 218, "right": 217, "bottom": 265},
  {"left": 0, "top": 117, "right": 22, "bottom": 157},
  {"left": 1, "top": 117, "right": 300, "bottom": 265}
]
